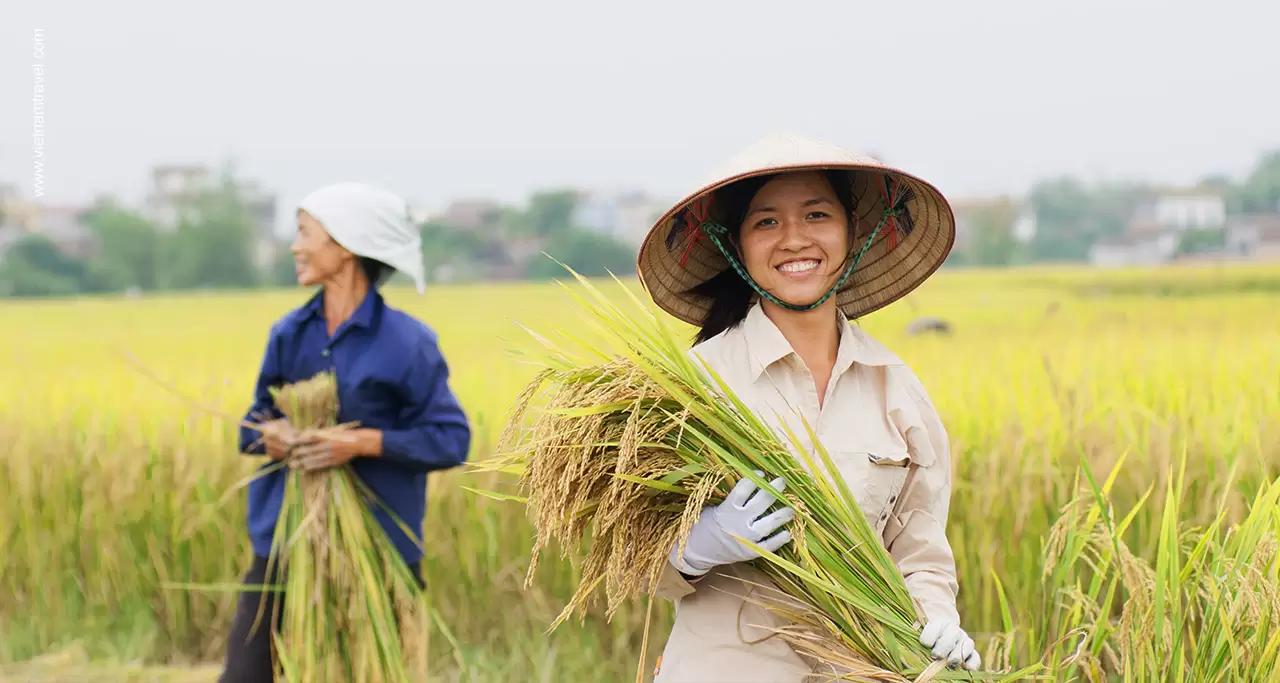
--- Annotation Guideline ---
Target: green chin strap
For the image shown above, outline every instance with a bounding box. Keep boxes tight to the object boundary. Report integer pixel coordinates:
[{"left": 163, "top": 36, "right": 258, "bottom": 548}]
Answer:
[{"left": 698, "top": 205, "right": 901, "bottom": 313}]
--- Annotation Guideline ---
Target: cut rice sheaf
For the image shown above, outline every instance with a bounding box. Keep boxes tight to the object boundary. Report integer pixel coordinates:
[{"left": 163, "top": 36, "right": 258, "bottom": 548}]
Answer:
[{"left": 476, "top": 269, "right": 1029, "bottom": 682}]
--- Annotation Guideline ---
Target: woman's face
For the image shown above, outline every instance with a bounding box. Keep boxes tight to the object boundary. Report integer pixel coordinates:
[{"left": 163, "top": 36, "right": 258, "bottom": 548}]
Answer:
[
  {"left": 291, "top": 210, "right": 354, "bottom": 287},
  {"left": 737, "top": 171, "right": 851, "bottom": 310}
]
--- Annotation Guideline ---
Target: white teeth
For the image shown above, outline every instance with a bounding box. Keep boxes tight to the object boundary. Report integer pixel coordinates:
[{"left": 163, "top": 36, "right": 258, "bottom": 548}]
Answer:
[{"left": 778, "top": 260, "right": 819, "bottom": 273}]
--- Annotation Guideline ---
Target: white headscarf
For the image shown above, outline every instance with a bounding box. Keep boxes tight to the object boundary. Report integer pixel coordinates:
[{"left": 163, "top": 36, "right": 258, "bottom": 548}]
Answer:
[{"left": 297, "top": 181, "right": 427, "bottom": 295}]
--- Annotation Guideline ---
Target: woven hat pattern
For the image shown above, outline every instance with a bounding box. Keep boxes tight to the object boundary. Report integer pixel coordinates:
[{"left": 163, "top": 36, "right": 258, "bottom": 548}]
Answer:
[{"left": 637, "top": 132, "right": 955, "bottom": 326}]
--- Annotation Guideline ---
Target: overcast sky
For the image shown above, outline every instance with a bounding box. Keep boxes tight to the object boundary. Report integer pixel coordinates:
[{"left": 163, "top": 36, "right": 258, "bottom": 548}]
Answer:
[{"left": 1, "top": 0, "right": 1276, "bottom": 235}]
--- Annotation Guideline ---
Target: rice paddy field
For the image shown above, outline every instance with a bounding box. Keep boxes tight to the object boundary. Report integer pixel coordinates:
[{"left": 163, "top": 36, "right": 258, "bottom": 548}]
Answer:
[{"left": 2, "top": 263, "right": 1278, "bottom": 682}]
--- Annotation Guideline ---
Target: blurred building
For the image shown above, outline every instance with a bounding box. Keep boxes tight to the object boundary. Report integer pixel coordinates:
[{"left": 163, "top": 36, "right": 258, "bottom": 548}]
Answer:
[
  {"left": 1130, "top": 193, "right": 1226, "bottom": 231},
  {"left": 949, "top": 198, "right": 1037, "bottom": 253},
  {"left": 145, "top": 164, "right": 280, "bottom": 269},
  {"left": 1089, "top": 191, "right": 1228, "bottom": 266},
  {"left": 237, "top": 178, "right": 281, "bottom": 269},
  {"left": 1086, "top": 191, "right": 1280, "bottom": 266},
  {"left": 145, "top": 165, "right": 212, "bottom": 228},
  {"left": 435, "top": 199, "right": 503, "bottom": 231},
  {"left": 1225, "top": 214, "right": 1280, "bottom": 261},
  {"left": 572, "top": 189, "right": 669, "bottom": 247},
  {"left": 0, "top": 183, "right": 98, "bottom": 260},
  {"left": 1089, "top": 231, "right": 1180, "bottom": 267}
]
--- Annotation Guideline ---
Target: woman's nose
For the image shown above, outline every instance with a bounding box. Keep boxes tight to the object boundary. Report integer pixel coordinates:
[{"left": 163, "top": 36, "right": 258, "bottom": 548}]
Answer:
[{"left": 777, "top": 219, "right": 810, "bottom": 249}]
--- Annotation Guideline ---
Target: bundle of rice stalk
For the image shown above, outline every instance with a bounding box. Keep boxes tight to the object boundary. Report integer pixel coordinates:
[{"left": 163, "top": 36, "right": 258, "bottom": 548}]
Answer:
[
  {"left": 476, "top": 268, "right": 1040, "bottom": 683},
  {"left": 257, "top": 370, "right": 431, "bottom": 683}
]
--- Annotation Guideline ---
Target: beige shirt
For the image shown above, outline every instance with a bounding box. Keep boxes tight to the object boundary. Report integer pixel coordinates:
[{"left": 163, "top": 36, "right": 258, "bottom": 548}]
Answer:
[{"left": 650, "top": 302, "right": 960, "bottom": 683}]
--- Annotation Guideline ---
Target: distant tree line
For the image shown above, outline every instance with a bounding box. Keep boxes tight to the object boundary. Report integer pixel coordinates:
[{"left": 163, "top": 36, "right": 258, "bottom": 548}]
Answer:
[
  {"left": 945, "top": 148, "right": 1280, "bottom": 267},
  {"left": 3, "top": 148, "right": 1278, "bottom": 297},
  {"left": 0, "top": 174, "right": 265, "bottom": 298},
  {"left": 417, "top": 189, "right": 636, "bottom": 284},
  {"left": 0, "top": 179, "right": 637, "bottom": 298}
]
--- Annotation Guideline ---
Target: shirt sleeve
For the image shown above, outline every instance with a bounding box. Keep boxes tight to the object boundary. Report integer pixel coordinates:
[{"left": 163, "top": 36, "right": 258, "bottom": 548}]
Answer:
[
  {"left": 378, "top": 339, "right": 472, "bottom": 473},
  {"left": 238, "top": 326, "right": 285, "bottom": 455},
  {"left": 641, "top": 560, "right": 705, "bottom": 602},
  {"left": 884, "top": 367, "right": 962, "bottom": 626}
]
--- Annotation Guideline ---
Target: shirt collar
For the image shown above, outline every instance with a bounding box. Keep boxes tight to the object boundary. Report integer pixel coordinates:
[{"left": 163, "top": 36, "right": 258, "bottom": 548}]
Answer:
[
  {"left": 299, "top": 287, "right": 381, "bottom": 330},
  {"left": 740, "top": 301, "right": 903, "bottom": 382}
]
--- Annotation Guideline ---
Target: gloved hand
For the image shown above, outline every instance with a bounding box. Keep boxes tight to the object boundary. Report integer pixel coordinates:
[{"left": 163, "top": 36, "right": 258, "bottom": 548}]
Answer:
[
  {"left": 669, "top": 471, "right": 796, "bottom": 576},
  {"left": 920, "top": 617, "right": 980, "bottom": 671}
]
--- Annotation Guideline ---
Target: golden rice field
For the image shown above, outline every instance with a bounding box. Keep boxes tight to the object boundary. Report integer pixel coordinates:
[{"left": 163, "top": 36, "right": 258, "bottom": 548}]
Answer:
[{"left": 2, "top": 263, "right": 1278, "bottom": 682}]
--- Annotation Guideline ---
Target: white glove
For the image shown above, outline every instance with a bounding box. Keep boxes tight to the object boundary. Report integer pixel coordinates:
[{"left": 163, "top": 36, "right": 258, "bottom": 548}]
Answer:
[
  {"left": 669, "top": 471, "right": 796, "bottom": 576},
  {"left": 920, "top": 617, "right": 980, "bottom": 670}
]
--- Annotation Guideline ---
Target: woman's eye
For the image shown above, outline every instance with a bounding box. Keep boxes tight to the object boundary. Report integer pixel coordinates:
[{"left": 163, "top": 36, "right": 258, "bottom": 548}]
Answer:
[
  {"left": 807, "top": 211, "right": 830, "bottom": 220},
  {"left": 753, "top": 217, "right": 778, "bottom": 229}
]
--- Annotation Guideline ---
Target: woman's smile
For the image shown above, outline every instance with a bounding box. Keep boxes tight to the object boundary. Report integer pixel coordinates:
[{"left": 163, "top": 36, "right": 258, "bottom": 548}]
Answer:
[{"left": 774, "top": 257, "right": 823, "bottom": 279}]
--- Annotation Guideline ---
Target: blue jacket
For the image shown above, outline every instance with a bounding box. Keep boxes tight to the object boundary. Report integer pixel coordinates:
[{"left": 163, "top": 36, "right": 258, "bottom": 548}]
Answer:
[{"left": 238, "top": 288, "right": 471, "bottom": 564}]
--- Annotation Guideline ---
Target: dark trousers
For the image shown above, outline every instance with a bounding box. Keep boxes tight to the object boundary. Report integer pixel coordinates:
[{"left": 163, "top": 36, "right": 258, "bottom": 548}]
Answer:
[{"left": 218, "top": 554, "right": 423, "bottom": 683}]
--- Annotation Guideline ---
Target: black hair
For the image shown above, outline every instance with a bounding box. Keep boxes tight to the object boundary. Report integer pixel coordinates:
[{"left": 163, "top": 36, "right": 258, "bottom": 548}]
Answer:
[
  {"left": 688, "top": 169, "right": 859, "bottom": 345},
  {"left": 359, "top": 256, "right": 393, "bottom": 288}
]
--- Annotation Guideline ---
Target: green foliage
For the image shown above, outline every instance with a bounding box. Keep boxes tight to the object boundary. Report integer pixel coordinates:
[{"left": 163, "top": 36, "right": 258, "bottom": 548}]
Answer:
[
  {"left": 521, "top": 190, "right": 579, "bottom": 238},
  {"left": 81, "top": 206, "right": 164, "bottom": 291},
  {"left": 968, "top": 198, "right": 1020, "bottom": 266},
  {"left": 0, "top": 235, "right": 87, "bottom": 297},
  {"left": 267, "top": 248, "right": 300, "bottom": 288},
  {"left": 526, "top": 229, "right": 635, "bottom": 280},
  {"left": 165, "top": 175, "right": 262, "bottom": 290},
  {"left": 419, "top": 219, "right": 499, "bottom": 279},
  {"left": 424, "top": 190, "right": 635, "bottom": 283},
  {"left": 1028, "top": 178, "right": 1147, "bottom": 262},
  {"left": 1177, "top": 228, "right": 1226, "bottom": 255},
  {"left": 1, "top": 169, "right": 270, "bottom": 297},
  {"left": 1230, "top": 150, "right": 1280, "bottom": 214}
]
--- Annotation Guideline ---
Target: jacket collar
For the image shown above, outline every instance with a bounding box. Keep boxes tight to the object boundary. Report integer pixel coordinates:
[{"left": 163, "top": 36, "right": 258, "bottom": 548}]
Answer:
[{"left": 300, "top": 286, "right": 381, "bottom": 330}]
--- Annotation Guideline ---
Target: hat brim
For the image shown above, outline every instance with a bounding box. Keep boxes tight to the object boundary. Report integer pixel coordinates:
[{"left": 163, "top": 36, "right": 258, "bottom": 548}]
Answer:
[{"left": 637, "top": 160, "right": 955, "bottom": 328}]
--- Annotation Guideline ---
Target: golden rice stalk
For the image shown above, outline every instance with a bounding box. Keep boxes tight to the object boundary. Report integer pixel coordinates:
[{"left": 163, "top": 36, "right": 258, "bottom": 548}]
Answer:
[
  {"left": 255, "top": 371, "right": 430, "bottom": 683},
  {"left": 1033, "top": 454, "right": 1280, "bottom": 681}
]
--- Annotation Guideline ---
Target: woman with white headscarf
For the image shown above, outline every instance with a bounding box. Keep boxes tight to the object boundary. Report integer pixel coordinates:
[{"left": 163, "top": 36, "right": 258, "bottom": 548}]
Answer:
[{"left": 218, "top": 182, "right": 472, "bottom": 683}]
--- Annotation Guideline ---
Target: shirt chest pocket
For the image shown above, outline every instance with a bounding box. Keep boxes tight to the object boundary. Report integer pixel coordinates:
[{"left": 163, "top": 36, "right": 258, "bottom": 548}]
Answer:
[
  {"left": 348, "top": 373, "right": 406, "bottom": 419},
  {"left": 828, "top": 449, "right": 913, "bottom": 534}
]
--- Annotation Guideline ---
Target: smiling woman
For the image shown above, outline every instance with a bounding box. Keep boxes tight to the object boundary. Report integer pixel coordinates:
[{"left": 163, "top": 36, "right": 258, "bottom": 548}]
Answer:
[
  {"left": 633, "top": 131, "right": 975, "bottom": 681},
  {"left": 292, "top": 210, "right": 395, "bottom": 299}
]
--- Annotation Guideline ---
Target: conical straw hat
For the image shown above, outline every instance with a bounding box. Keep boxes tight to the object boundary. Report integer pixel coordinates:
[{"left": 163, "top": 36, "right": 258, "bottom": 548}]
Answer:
[{"left": 637, "top": 131, "right": 955, "bottom": 327}]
